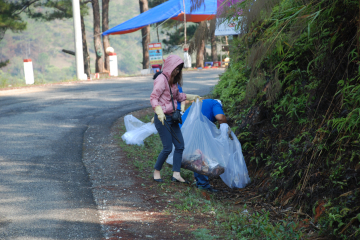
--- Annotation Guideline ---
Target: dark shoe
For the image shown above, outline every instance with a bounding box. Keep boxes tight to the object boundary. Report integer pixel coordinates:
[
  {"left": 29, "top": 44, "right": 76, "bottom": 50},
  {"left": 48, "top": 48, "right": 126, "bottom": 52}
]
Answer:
[
  {"left": 153, "top": 178, "right": 164, "bottom": 183},
  {"left": 171, "top": 176, "right": 190, "bottom": 184},
  {"left": 198, "top": 186, "right": 218, "bottom": 193},
  {"left": 206, "top": 187, "right": 219, "bottom": 193}
]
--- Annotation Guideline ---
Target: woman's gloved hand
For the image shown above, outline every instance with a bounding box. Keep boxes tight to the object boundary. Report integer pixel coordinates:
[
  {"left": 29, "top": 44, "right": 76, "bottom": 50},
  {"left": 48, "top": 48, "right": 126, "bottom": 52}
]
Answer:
[
  {"left": 186, "top": 94, "right": 202, "bottom": 101},
  {"left": 180, "top": 102, "right": 186, "bottom": 113},
  {"left": 154, "top": 105, "right": 165, "bottom": 125}
]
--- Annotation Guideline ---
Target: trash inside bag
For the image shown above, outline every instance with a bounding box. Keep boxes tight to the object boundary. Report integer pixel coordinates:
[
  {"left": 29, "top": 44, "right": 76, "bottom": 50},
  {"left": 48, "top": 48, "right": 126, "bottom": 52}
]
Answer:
[
  {"left": 182, "top": 149, "right": 225, "bottom": 178},
  {"left": 167, "top": 100, "right": 251, "bottom": 188},
  {"left": 121, "top": 115, "right": 157, "bottom": 146}
]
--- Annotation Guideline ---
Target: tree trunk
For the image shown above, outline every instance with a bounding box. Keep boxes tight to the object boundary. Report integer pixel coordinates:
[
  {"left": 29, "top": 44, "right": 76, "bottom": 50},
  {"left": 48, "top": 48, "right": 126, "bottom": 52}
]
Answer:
[
  {"left": 204, "top": 44, "right": 207, "bottom": 62},
  {"left": 211, "top": 28, "right": 217, "bottom": 62},
  {"left": 91, "top": 0, "right": 103, "bottom": 73},
  {"left": 139, "top": 0, "right": 150, "bottom": 69},
  {"left": 102, "top": 0, "right": 110, "bottom": 71},
  {"left": 194, "top": 21, "right": 207, "bottom": 68},
  {"left": 225, "top": 36, "right": 229, "bottom": 57},
  {"left": 81, "top": 15, "right": 91, "bottom": 78},
  {"left": 156, "top": 23, "right": 160, "bottom": 42},
  {"left": 196, "top": 39, "right": 205, "bottom": 68}
]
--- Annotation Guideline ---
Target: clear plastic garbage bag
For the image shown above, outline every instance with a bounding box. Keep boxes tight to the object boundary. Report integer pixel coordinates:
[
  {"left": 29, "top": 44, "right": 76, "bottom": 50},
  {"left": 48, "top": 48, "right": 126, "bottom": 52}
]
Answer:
[
  {"left": 217, "top": 123, "right": 251, "bottom": 188},
  {"left": 124, "top": 115, "right": 145, "bottom": 131},
  {"left": 121, "top": 115, "right": 157, "bottom": 146},
  {"left": 167, "top": 100, "right": 251, "bottom": 188}
]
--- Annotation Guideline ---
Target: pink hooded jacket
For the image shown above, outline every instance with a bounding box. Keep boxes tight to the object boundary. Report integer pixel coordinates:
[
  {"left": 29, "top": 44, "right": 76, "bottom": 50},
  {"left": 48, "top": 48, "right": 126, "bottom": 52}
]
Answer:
[{"left": 150, "top": 55, "right": 186, "bottom": 115}]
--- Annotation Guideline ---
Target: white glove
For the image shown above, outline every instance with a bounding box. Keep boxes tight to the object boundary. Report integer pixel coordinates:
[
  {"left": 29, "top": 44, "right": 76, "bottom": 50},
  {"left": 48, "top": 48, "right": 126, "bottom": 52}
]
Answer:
[
  {"left": 186, "top": 94, "right": 202, "bottom": 101},
  {"left": 180, "top": 102, "right": 186, "bottom": 113},
  {"left": 220, "top": 123, "right": 233, "bottom": 140},
  {"left": 154, "top": 106, "right": 165, "bottom": 125}
]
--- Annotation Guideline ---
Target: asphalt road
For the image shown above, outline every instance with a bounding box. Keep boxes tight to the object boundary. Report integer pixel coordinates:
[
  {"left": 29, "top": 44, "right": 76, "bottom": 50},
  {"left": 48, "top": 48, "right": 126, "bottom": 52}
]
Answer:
[{"left": 0, "top": 69, "right": 224, "bottom": 239}]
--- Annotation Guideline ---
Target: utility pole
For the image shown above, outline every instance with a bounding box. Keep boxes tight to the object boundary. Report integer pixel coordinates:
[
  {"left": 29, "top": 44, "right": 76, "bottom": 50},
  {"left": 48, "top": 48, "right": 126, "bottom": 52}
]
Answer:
[
  {"left": 183, "top": 0, "right": 187, "bottom": 45},
  {"left": 183, "top": 0, "right": 191, "bottom": 68},
  {"left": 72, "top": 0, "right": 87, "bottom": 80}
]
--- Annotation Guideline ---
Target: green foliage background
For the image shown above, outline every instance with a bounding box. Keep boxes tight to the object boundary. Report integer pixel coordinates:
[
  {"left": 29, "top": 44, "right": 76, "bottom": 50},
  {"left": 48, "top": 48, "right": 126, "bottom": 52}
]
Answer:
[
  {"left": 213, "top": 0, "right": 360, "bottom": 238},
  {"left": 0, "top": 0, "right": 146, "bottom": 87}
]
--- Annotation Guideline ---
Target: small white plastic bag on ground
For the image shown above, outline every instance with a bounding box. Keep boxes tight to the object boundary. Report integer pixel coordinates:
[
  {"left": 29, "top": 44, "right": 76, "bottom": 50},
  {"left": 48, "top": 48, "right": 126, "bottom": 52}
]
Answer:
[
  {"left": 167, "top": 100, "right": 251, "bottom": 188},
  {"left": 121, "top": 115, "right": 157, "bottom": 146},
  {"left": 124, "top": 115, "right": 146, "bottom": 131}
]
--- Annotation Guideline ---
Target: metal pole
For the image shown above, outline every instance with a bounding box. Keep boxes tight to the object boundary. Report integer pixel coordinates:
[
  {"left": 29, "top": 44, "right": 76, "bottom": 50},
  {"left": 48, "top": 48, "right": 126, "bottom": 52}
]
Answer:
[
  {"left": 183, "top": 0, "right": 189, "bottom": 68},
  {"left": 72, "top": 0, "right": 86, "bottom": 80},
  {"left": 183, "top": 0, "right": 186, "bottom": 45}
]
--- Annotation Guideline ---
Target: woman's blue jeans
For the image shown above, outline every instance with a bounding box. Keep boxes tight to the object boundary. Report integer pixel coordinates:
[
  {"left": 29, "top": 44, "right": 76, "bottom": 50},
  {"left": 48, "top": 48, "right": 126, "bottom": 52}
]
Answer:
[{"left": 154, "top": 114, "right": 184, "bottom": 172}]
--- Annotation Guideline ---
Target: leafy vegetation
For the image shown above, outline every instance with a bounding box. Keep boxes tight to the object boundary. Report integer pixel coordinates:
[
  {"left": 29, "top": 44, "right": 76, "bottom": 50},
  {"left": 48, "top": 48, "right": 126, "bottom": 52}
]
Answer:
[
  {"left": 0, "top": 0, "right": 30, "bottom": 70},
  {"left": 0, "top": 0, "right": 27, "bottom": 34},
  {"left": 213, "top": 0, "right": 360, "bottom": 238}
]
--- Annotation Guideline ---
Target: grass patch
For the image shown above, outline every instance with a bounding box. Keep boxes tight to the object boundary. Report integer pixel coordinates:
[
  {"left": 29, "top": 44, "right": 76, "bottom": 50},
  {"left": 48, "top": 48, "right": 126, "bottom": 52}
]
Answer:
[
  {"left": 192, "top": 228, "right": 218, "bottom": 240},
  {"left": 219, "top": 206, "right": 304, "bottom": 239}
]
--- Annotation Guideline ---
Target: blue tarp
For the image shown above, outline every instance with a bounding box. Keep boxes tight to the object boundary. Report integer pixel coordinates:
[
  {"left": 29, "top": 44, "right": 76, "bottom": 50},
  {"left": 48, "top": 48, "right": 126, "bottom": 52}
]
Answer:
[{"left": 102, "top": 0, "right": 217, "bottom": 36}]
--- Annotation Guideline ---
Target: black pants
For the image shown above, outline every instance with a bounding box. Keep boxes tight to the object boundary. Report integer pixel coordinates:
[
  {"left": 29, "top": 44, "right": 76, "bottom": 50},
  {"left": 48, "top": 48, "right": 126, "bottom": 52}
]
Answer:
[{"left": 154, "top": 114, "right": 184, "bottom": 172}]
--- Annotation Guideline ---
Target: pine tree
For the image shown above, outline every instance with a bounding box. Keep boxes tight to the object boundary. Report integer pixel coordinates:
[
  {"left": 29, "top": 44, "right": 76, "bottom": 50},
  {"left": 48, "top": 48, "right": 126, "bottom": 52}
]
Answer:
[
  {"left": 0, "top": 0, "right": 30, "bottom": 68},
  {"left": 210, "top": 19, "right": 217, "bottom": 62},
  {"left": 189, "top": 21, "right": 208, "bottom": 68},
  {"left": 91, "top": 0, "right": 104, "bottom": 73},
  {"left": 102, "top": 0, "right": 110, "bottom": 72}
]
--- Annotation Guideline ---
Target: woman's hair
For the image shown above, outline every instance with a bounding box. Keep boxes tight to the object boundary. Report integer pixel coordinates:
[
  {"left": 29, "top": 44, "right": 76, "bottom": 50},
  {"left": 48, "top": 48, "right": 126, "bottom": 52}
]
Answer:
[{"left": 169, "top": 63, "right": 183, "bottom": 86}]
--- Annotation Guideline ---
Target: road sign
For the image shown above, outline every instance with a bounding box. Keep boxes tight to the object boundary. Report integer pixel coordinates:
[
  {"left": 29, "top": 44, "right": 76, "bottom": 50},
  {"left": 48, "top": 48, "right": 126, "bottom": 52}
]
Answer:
[
  {"left": 148, "top": 43, "right": 163, "bottom": 65},
  {"left": 215, "top": 18, "right": 241, "bottom": 36}
]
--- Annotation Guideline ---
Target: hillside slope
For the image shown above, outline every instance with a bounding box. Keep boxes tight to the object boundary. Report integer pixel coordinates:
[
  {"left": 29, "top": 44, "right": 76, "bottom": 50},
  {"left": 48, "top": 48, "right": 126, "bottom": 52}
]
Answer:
[{"left": 213, "top": 0, "right": 360, "bottom": 238}]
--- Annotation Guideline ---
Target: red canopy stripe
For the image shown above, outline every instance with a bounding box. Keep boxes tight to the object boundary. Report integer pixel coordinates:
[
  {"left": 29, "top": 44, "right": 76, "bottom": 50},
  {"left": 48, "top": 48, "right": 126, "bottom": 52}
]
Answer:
[
  {"left": 172, "top": 13, "right": 216, "bottom": 22},
  {"left": 107, "top": 27, "right": 144, "bottom": 35}
]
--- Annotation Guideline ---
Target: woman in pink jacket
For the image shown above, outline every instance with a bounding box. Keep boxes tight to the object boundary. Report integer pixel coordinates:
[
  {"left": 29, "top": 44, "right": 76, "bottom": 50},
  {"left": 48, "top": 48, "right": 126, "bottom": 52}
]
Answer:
[{"left": 150, "top": 55, "right": 200, "bottom": 183}]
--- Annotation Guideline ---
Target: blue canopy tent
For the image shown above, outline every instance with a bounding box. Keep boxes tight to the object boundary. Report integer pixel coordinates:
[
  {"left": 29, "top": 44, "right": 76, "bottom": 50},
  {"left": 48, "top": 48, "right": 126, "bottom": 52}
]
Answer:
[{"left": 102, "top": 0, "right": 217, "bottom": 36}]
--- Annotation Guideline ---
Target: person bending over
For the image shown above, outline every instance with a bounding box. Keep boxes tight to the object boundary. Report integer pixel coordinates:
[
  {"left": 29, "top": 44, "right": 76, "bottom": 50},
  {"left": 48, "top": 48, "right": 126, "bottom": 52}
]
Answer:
[{"left": 180, "top": 99, "right": 232, "bottom": 192}]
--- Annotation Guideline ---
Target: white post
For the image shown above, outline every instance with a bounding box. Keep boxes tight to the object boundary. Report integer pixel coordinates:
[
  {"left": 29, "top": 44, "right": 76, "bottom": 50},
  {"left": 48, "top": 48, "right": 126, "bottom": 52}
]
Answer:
[
  {"left": 23, "top": 59, "right": 34, "bottom": 84},
  {"left": 184, "top": 52, "right": 191, "bottom": 68},
  {"left": 109, "top": 53, "right": 118, "bottom": 77},
  {"left": 72, "top": 0, "right": 87, "bottom": 80}
]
